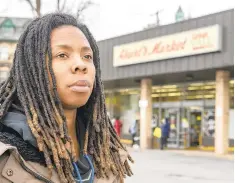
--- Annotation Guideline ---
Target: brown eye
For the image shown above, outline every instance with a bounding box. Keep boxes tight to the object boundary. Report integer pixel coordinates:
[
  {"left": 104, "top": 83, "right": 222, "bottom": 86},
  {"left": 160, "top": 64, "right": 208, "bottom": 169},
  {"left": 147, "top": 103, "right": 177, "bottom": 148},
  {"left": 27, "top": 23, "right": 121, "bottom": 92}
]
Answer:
[
  {"left": 83, "top": 55, "right": 93, "bottom": 60},
  {"left": 57, "top": 53, "right": 68, "bottom": 59}
]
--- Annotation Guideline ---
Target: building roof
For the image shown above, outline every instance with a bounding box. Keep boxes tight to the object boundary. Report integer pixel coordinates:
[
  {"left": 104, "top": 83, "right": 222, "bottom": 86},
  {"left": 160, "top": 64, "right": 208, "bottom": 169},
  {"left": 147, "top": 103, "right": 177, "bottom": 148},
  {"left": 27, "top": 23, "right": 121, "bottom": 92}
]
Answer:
[
  {"left": 97, "top": 8, "right": 234, "bottom": 42},
  {"left": 0, "top": 17, "right": 32, "bottom": 41}
]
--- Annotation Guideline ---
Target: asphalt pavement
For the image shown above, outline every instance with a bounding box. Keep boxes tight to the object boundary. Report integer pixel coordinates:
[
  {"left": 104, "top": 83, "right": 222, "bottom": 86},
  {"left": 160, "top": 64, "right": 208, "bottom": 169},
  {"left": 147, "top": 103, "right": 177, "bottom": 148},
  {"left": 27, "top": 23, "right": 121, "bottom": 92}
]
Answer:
[{"left": 125, "top": 149, "right": 233, "bottom": 183}]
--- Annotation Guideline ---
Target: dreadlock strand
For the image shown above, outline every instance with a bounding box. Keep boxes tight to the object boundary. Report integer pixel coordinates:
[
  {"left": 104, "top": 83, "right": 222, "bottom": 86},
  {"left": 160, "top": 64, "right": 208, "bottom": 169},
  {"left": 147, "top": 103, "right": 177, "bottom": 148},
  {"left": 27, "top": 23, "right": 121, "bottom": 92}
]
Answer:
[
  {"left": 53, "top": 108, "right": 65, "bottom": 138},
  {"left": 128, "top": 154, "right": 135, "bottom": 164},
  {"left": 19, "top": 70, "right": 44, "bottom": 151},
  {"left": 0, "top": 85, "right": 16, "bottom": 116},
  {"left": 109, "top": 151, "right": 119, "bottom": 175},
  {"left": 16, "top": 41, "right": 44, "bottom": 146},
  {"left": 27, "top": 23, "right": 64, "bottom": 157},
  {"left": 11, "top": 103, "right": 24, "bottom": 113},
  {"left": 53, "top": 132, "right": 63, "bottom": 158},
  {"left": 16, "top": 70, "right": 42, "bottom": 150},
  {"left": 112, "top": 155, "right": 123, "bottom": 180},
  {"left": 43, "top": 129, "right": 52, "bottom": 149},
  {"left": 48, "top": 134, "right": 67, "bottom": 183},
  {"left": 0, "top": 78, "right": 11, "bottom": 95},
  {"left": 29, "top": 25, "right": 61, "bottom": 135},
  {"left": 83, "top": 131, "right": 89, "bottom": 155},
  {"left": 124, "top": 161, "right": 133, "bottom": 176},
  {"left": 97, "top": 134, "right": 105, "bottom": 168},
  {"left": 42, "top": 143, "right": 54, "bottom": 178},
  {"left": 63, "top": 160, "right": 75, "bottom": 183},
  {"left": 93, "top": 162, "right": 101, "bottom": 178},
  {"left": 58, "top": 138, "right": 70, "bottom": 160},
  {"left": 114, "top": 152, "right": 125, "bottom": 178}
]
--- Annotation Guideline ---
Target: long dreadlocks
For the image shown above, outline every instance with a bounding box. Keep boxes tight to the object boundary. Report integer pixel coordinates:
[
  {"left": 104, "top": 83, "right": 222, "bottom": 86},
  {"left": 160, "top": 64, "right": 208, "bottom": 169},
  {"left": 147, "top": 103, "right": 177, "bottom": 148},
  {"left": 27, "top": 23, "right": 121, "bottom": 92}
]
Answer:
[{"left": 0, "top": 13, "right": 133, "bottom": 183}]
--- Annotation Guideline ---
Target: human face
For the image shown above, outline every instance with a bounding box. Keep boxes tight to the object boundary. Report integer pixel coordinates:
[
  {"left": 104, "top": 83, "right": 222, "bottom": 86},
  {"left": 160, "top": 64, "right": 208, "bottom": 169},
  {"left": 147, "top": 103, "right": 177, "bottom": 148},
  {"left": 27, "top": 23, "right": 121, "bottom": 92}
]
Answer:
[{"left": 50, "top": 25, "right": 95, "bottom": 109}]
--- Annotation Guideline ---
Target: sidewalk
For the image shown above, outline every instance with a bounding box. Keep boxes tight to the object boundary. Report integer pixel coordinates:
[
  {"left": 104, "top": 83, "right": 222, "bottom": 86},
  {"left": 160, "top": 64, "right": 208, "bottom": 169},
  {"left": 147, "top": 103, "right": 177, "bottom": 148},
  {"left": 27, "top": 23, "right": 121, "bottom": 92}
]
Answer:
[
  {"left": 169, "top": 149, "right": 234, "bottom": 160},
  {"left": 125, "top": 148, "right": 233, "bottom": 183},
  {"left": 125, "top": 145, "right": 234, "bottom": 160}
]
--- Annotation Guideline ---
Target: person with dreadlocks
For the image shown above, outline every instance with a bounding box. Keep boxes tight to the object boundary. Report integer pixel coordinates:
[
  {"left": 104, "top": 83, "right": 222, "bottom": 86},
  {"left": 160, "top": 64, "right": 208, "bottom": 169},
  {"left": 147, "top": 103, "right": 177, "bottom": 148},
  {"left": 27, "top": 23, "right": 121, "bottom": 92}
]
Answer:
[{"left": 0, "top": 13, "right": 133, "bottom": 183}]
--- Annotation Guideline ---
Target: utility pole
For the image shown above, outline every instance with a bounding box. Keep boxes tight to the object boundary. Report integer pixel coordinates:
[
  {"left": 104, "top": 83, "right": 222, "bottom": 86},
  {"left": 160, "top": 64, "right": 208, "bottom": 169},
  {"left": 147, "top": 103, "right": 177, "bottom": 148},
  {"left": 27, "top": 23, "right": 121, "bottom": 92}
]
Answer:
[{"left": 151, "top": 9, "right": 163, "bottom": 26}]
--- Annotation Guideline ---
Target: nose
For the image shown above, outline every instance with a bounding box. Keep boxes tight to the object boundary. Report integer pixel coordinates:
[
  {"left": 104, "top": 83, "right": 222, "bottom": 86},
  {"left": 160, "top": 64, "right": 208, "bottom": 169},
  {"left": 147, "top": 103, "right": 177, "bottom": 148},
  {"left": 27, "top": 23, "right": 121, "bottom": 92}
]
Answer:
[{"left": 71, "top": 57, "right": 87, "bottom": 74}]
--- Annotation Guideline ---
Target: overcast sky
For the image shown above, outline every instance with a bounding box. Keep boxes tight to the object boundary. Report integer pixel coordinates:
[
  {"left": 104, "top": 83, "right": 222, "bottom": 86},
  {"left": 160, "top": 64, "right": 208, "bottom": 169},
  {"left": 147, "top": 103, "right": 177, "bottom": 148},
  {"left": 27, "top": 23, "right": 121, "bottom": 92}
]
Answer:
[{"left": 0, "top": 0, "right": 234, "bottom": 40}]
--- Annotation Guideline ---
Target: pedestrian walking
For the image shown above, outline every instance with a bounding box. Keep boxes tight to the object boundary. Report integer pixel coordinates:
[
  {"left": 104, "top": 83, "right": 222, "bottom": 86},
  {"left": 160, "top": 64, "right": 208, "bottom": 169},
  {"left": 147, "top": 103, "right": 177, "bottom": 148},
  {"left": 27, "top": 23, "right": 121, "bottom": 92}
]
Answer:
[{"left": 160, "top": 118, "right": 170, "bottom": 150}]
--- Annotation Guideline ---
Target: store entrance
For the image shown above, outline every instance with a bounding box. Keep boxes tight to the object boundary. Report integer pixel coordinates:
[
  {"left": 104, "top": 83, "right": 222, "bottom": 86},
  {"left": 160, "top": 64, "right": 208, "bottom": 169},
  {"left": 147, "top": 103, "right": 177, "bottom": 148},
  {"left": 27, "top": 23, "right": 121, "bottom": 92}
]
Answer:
[
  {"left": 161, "top": 108, "right": 185, "bottom": 148},
  {"left": 187, "top": 108, "right": 202, "bottom": 147},
  {"left": 155, "top": 105, "right": 203, "bottom": 149}
]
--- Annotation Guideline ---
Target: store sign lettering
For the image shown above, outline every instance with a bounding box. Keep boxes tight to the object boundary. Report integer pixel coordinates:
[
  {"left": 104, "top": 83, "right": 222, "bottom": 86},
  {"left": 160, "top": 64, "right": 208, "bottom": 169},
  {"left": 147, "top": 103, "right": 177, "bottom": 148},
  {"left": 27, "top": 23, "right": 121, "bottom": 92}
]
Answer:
[{"left": 113, "top": 25, "right": 222, "bottom": 67}]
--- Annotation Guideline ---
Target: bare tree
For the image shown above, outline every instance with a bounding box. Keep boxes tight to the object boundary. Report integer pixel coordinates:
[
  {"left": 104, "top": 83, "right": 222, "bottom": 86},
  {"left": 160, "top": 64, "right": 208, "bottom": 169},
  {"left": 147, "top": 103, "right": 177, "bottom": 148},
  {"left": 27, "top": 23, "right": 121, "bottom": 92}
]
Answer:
[
  {"left": 59, "top": 0, "right": 95, "bottom": 21},
  {"left": 24, "top": 0, "right": 41, "bottom": 17},
  {"left": 57, "top": 0, "right": 67, "bottom": 12},
  {"left": 36, "top": 0, "right": 41, "bottom": 16},
  {"left": 75, "top": 0, "right": 94, "bottom": 20},
  {"left": 23, "top": 0, "right": 95, "bottom": 19}
]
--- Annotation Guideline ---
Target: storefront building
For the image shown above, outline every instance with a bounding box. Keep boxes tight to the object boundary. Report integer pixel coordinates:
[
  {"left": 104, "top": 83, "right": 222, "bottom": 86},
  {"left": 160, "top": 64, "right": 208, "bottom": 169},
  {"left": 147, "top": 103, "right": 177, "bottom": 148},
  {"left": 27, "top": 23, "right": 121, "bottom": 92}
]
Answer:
[
  {"left": 97, "top": 9, "right": 234, "bottom": 154},
  {"left": 0, "top": 17, "right": 31, "bottom": 82}
]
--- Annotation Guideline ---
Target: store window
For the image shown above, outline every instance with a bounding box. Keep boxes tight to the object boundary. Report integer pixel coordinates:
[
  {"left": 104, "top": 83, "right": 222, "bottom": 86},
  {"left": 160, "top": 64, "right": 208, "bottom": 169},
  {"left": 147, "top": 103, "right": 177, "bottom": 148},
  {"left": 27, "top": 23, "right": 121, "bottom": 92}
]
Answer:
[
  {"left": 0, "top": 47, "right": 9, "bottom": 61},
  {"left": 0, "top": 69, "right": 9, "bottom": 82},
  {"left": 152, "top": 85, "right": 183, "bottom": 103},
  {"left": 105, "top": 88, "right": 140, "bottom": 137}
]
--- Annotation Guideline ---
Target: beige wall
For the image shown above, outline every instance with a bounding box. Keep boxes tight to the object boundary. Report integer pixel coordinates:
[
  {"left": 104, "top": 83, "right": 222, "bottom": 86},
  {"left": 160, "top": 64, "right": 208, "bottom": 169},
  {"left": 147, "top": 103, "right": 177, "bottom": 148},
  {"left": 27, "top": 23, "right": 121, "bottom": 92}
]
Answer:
[
  {"left": 215, "top": 70, "right": 230, "bottom": 154},
  {"left": 0, "top": 41, "right": 17, "bottom": 64},
  {"left": 0, "top": 41, "right": 15, "bottom": 81},
  {"left": 140, "top": 78, "right": 152, "bottom": 149}
]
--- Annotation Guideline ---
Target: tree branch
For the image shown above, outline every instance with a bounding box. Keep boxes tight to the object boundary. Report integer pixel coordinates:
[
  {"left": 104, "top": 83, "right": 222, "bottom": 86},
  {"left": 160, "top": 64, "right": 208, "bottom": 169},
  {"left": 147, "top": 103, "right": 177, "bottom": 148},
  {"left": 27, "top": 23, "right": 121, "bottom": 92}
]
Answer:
[
  {"left": 25, "top": 0, "right": 37, "bottom": 15},
  {"left": 57, "top": 0, "right": 60, "bottom": 11},
  {"left": 76, "top": 0, "right": 94, "bottom": 20},
  {"left": 60, "top": 0, "right": 67, "bottom": 12},
  {"left": 36, "top": 0, "right": 41, "bottom": 17}
]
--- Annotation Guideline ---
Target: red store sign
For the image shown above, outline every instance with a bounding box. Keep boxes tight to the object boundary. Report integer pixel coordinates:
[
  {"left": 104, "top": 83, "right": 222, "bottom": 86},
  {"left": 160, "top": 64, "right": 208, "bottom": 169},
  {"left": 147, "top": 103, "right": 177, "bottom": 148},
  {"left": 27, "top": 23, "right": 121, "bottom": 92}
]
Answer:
[{"left": 113, "top": 25, "right": 222, "bottom": 67}]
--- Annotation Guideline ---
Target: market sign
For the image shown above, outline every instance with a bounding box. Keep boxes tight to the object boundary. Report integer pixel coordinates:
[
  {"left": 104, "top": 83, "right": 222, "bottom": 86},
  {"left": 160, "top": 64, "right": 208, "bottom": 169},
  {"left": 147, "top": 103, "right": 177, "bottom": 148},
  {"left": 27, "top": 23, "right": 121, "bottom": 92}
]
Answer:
[{"left": 113, "top": 25, "right": 222, "bottom": 67}]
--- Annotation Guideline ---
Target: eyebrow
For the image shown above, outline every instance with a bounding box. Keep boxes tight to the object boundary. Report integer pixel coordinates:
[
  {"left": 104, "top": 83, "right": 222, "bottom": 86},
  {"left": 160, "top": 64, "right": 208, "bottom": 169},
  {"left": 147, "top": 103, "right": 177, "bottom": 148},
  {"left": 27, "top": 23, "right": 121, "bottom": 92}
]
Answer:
[
  {"left": 81, "top": 46, "right": 93, "bottom": 53},
  {"left": 53, "top": 45, "right": 92, "bottom": 53},
  {"left": 53, "top": 44, "right": 73, "bottom": 51}
]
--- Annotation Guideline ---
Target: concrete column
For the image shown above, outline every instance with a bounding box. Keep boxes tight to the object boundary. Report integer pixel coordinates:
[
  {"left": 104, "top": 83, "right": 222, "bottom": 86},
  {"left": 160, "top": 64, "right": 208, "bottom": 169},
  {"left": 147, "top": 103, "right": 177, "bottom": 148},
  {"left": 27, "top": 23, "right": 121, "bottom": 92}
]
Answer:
[
  {"left": 140, "top": 78, "right": 152, "bottom": 149},
  {"left": 215, "top": 70, "right": 230, "bottom": 154}
]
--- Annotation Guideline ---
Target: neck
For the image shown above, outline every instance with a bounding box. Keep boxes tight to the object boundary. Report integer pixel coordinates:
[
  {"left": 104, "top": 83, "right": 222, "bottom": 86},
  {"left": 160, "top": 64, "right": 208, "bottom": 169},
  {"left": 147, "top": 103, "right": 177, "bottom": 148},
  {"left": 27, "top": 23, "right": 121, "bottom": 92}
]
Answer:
[
  {"left": 64, "top": 108, "right": 79, "bottom": 160},
  {"left": 64, "top": 109, "right": 77, "bottom": 133}
]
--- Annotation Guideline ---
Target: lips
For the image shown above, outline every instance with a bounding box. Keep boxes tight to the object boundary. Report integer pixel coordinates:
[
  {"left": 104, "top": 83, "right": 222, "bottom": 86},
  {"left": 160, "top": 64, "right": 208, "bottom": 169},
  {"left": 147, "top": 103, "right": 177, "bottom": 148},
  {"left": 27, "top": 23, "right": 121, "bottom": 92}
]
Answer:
[{"left": 69, "top": 80, "right": 91, "bottom": 93}]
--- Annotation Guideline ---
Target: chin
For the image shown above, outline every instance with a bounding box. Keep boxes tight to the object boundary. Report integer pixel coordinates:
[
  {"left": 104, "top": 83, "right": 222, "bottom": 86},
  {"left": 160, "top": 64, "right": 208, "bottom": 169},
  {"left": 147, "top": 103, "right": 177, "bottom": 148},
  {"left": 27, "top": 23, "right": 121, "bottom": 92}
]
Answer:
[{"left": 63, "top": 99, "right": 89, "bottom": 109}]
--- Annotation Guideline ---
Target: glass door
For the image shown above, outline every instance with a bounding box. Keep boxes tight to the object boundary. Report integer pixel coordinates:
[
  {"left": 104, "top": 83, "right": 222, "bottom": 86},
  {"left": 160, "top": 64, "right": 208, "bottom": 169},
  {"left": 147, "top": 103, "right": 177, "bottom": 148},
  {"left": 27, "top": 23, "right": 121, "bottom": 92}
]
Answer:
[{"left": 162, "top": 108, "right": 180, "bottom": 148}]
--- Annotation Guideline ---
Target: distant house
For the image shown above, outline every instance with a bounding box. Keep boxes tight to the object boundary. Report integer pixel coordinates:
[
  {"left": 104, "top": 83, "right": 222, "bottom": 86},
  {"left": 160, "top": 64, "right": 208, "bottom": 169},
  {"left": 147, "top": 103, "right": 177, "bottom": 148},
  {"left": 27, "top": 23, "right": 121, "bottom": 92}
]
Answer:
[{"left": 0, "top": 17, "right": 31, "bottom": 82}]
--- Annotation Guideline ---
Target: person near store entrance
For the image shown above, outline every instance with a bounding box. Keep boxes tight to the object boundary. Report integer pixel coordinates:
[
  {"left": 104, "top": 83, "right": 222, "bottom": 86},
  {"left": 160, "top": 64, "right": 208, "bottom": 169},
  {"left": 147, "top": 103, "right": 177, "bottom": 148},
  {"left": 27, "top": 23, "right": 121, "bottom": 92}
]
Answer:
[
  {"left": 114, "top": 116, "right": 122, "bottom": 137},
  {"left": 129, "top": 119, "right": 140, "bottom": 146},
  {"left": 160, "top": 118, "right": 170, "bottom": 150}
]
